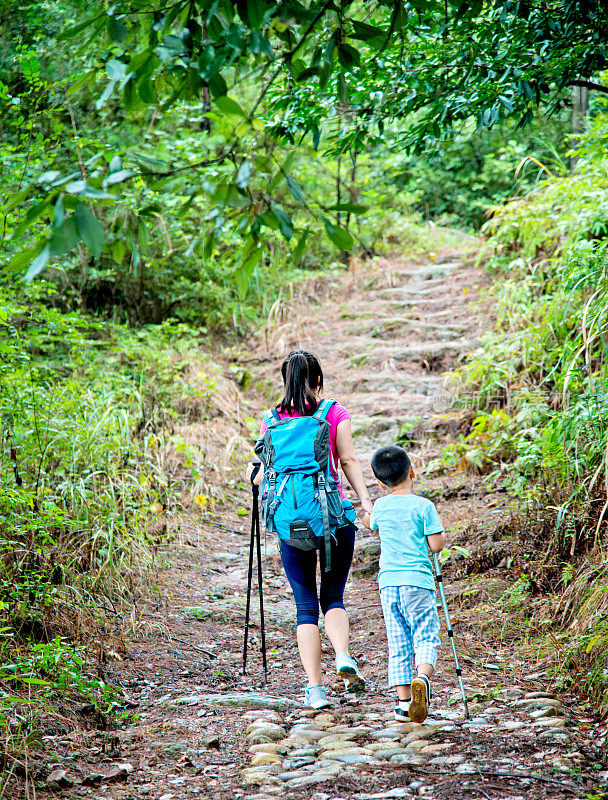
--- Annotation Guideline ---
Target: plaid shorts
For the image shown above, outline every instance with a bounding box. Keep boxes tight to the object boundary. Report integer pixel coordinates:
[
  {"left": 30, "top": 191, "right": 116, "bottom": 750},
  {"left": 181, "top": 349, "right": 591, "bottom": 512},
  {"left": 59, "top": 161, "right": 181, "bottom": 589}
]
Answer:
[{"left": 380, "top": 585, "right": 441, "bottom": 687}]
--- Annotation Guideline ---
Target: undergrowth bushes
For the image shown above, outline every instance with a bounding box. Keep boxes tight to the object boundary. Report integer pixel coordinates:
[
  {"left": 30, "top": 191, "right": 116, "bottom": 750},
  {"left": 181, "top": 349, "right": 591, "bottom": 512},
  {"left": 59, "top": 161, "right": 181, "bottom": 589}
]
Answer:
[
  {"left": 438, "top": 114, "right": 608, "bottom": 711},
  {"left": 0, "top": 283, "right": 241, "bottom": 738}
]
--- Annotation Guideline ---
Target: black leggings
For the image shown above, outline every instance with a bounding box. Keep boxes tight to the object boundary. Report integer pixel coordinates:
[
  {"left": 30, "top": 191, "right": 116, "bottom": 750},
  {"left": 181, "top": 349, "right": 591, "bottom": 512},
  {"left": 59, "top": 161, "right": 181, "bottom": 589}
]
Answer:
[{"left": 279, "top": 525, "right": 356, "bottom": 626}]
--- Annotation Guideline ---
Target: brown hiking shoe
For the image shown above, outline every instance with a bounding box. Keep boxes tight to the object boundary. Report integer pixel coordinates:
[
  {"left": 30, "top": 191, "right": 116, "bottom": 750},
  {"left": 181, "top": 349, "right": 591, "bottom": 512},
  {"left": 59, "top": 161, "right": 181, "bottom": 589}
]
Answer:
[{"left": 409, "top": 675, "right": 431, "bottom": 723}]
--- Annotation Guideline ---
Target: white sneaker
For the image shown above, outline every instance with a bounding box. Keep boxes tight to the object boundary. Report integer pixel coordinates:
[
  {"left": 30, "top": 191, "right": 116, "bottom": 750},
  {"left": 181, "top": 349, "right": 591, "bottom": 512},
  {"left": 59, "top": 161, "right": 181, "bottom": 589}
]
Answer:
[
  {"left": 335, "top": 652, "right": 366, "bottom": 692},
  {"left": 304, "top": 684, "right": 330, "bottom": 709},
  {"left": 395, "top": 701, "right": 410, "bottom": 722}
]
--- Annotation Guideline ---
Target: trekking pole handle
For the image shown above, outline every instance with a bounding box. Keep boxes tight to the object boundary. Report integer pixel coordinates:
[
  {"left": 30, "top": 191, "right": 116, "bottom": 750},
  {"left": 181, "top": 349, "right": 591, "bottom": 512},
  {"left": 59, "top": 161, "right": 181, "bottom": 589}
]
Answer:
[{"left": 250, "top": 462, "right": 261, "bottom": 497}]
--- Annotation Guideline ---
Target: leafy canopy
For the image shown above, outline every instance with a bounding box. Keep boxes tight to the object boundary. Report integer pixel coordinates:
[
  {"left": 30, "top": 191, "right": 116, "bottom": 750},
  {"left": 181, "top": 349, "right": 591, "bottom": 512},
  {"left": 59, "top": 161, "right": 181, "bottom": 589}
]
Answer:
[{"left": 4, "top": 0, "right": 607, "bottom": 285}]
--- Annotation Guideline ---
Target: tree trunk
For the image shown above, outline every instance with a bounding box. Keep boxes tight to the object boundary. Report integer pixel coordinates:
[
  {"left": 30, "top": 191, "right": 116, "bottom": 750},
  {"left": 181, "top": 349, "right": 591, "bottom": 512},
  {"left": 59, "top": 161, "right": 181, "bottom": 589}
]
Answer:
[{"left": 571, "top": 83, "right": 589, "bottom": 173}]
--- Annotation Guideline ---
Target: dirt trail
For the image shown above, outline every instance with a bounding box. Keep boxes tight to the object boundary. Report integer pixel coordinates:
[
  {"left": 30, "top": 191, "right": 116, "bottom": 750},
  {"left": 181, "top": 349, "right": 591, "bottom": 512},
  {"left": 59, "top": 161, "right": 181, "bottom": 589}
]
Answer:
[{"left": 32, "top": 247, "right": 607, "bottom": 800}]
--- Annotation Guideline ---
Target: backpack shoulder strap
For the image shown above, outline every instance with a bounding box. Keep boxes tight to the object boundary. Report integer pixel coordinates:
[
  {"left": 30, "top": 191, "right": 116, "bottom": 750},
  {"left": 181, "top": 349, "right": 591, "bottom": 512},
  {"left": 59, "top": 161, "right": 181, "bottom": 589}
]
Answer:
[
  {"left": 313, "top": 398, "right": 336, "bottom": 422},
  {"left": 263, "top": 407, "right": 281, "bottom": 427}
]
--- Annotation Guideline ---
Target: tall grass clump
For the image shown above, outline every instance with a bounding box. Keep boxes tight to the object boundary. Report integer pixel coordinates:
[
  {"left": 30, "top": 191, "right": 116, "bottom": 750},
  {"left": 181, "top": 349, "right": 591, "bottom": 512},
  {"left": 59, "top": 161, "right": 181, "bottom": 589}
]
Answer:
[
  {"left": 439, "top": 111, "right": 608, "bottom": 709},
  {"left": 0, "top": 282, "right": 235, "bottom": 748}
]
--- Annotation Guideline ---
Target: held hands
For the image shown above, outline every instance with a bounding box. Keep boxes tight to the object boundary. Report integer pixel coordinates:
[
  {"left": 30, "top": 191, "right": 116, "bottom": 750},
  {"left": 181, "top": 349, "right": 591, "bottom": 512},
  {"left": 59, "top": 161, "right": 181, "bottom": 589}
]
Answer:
[{"left": 358, "top": 499, "right": 373, "bottom": 529}]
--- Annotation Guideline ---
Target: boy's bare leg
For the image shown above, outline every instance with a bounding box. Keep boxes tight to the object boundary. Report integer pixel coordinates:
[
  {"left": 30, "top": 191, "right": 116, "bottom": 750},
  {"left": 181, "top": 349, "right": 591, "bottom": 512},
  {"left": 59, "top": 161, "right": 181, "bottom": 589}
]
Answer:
[
  {"left": 396, "top": 664, "right": 434, "bottom": 701},
  {"left": 396, "top": 684, "right": 411, "bottom": 701}
]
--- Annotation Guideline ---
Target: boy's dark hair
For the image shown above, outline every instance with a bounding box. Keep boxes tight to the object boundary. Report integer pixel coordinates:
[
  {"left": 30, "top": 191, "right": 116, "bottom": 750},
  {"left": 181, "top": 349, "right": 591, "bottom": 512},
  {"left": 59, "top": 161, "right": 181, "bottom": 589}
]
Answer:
[{"left": 371, "top": 445, "right": 411, "bottom": 487}]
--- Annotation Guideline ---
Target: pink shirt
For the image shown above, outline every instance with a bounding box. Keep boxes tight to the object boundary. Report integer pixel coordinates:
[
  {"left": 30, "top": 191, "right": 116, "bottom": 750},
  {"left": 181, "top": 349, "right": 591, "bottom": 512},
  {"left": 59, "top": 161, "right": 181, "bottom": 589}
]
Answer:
[{"left": 259, "top": 401, "right": 351, "bottom": 491}]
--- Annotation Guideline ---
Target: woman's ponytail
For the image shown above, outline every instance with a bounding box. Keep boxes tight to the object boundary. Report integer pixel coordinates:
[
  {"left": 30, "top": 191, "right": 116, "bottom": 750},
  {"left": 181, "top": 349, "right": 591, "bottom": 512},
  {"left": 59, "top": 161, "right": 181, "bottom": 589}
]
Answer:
[{"left": 279, "top": 350, "right": 323, "bottom": 416}]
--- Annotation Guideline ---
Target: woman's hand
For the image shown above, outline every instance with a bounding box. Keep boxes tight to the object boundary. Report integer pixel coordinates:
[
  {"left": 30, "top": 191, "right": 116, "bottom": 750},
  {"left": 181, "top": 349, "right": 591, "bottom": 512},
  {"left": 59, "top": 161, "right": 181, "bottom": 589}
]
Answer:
[
  {"left": 246, "top": 461, "right": 264, "bottom": 485},
  {"left": 360, "top": 512, "right": 371, "bottom": 529}
]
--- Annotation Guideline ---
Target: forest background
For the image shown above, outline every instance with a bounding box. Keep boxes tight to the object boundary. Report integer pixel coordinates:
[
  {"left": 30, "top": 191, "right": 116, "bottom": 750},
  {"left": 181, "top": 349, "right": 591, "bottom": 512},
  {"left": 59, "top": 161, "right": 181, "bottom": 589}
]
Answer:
[{"left": 1, "top": 0, "right": 608, "bottom": 755}]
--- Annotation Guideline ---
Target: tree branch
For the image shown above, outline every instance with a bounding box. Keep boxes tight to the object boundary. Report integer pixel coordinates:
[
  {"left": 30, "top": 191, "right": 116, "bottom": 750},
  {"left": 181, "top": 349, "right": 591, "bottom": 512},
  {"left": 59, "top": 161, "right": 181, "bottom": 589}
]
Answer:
[
  {"left": 571, "top": 79, "right": 608, "bottom": 95},
  {"left": 288, "top": 0, "right": 335, "bottom": 59}
]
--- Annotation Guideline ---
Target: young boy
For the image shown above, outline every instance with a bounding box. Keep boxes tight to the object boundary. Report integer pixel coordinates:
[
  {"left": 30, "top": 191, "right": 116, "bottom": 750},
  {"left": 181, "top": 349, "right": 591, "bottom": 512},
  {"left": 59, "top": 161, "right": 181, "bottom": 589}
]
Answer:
[{"left": 362, "top": 445, "right": 445, "bottom": 723}]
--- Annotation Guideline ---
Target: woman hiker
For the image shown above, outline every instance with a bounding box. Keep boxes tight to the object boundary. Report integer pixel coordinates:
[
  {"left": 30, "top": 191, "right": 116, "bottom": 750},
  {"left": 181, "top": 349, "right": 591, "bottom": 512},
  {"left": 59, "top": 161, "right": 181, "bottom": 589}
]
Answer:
[{"left": 247, "top": 349, "right": 372, "bottom": 709}]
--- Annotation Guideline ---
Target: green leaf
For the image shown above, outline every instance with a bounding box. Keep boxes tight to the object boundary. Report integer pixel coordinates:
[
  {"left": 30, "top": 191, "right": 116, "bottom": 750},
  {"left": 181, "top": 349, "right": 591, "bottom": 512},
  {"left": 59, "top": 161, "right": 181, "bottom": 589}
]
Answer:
[
  {"left": 323, "top": 217, "right": 353, "bottom": 251},
  {"left": 269, "top": 152, "right": 295, "bottom": 191},
  {"left": 7, "top": 240, "right": 46, "bottom": 272},
  {"left": 271, "top": 204, "right": 293, "bottom": 241},
  {"left": 5, "top": 182, "right": 34, "bottom": 213},
  {"left": 235, "top": 268, "right": 249, "bottom": 299},
  {"left": 106, "top": 59, "right": 127, "bottom": 81},
  {"left": 286, "top": 176, "right": 305, "bottom": 203},
  {"left": 38, "top": 170, "right": 61, "bottom": 185},
  {"left": 242, "top": 244, "right": 264, "bottom": 273},
  {"left": 96, "top": 79, "right": 117, "bottom": 109},
  {"left": 103, "top": 170, "right": 136, "bottom": 187},
  {"left": 50, "top": 217, "right": 79, "bottom": 255},
  {"left": 109, "top": 155, "right": 122, "bottom": 173},
  {"left": 214, "top": 95, "right": 247, "bottom": 117},
  {"left": 67, "top": 70, "right": 96, "bottom": 97},
  {"left": 208, "top": 72, "right": 228, "bottom": 98},
  {"left": 203, "top": 233, "right": 215, "bottom": 259},
  {"left": 79, "top": 186, "right": 116, "bottom": 200},
  {"left": 234, "top": 242, "right": 263, "bottom": 299},
  {"left": 112, "top": 239, "right": 126, "bottom": 263},
  {"left": 350, "top": 21, "right": 386, "bottom": 43},
  {"left": 337, "top": 43, "right": 361, "bottom": 68},
  {"left": 239, "top": 0, "right": 267, "bottom": 28},
  {"left": 53, "top": 195, "right": 64, "bottom": 228},
  {"left": 123, "top": 77, "right": 141, "bottom": 112},
  {"left": 128, "top": 228, "right": 141, "bottom": 269},
  {"left": 56, "top": 14, "right": 102, "bottom": 41},
  {"left": 64, "top": 179, "right": 89, "bottom": 195},
  {"left": 293, "top": 227, "right": 309, "bottom": 266},
  {"left": 328, "top": 202, "right": 368, "bottom": 214},
  {"left": 7, "top": 197, "right": 53, "bottom": 241},
  {"left": 138, "top": 78, "right": 157, "bottom": 104},
  {"left": 295, "top": 65, "right": 320, "bottom": 83},
  {"left": 24, "top": 245, "right": 50, "bottom": 283},
  {"left": 235, "top": 160, "right": 251, "bottom": 191},
  {"left": 138, "top": 220, "right": 150, "bottom": 254},
  {"left": 107, "top": 16, "right": 127, "bottom": 44},
  {"left": 74, "top": 205, "right": 104, "bottom": 258}
]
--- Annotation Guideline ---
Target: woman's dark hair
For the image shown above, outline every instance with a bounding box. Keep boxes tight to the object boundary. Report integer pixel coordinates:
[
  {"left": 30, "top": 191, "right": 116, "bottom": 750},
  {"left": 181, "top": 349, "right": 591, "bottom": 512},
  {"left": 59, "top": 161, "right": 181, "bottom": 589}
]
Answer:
[{"left": 279, "top": 350, "right": 324, "bottom": 416}]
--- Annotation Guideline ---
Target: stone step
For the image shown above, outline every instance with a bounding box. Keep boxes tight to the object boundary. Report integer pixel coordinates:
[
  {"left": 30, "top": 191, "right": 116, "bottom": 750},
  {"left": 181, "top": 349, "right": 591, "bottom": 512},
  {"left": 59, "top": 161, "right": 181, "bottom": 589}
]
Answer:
[
  {"left": 351, "top": 415, "right": 416, "bottom": 438},
  {"left": 387, "top": 262, "right": 463, "bottom": 280},
  {"left": 358, "top": 339, "right": 480, "bottom": 367},
  {"left": 340, "top": 375, "right": 444, "bottom": 395},
  {"left": 366, "top": 317, "right": 468, "bottom": 340},
  {"left": 375, "top": 285, "right": 446, "bottom": 300}
]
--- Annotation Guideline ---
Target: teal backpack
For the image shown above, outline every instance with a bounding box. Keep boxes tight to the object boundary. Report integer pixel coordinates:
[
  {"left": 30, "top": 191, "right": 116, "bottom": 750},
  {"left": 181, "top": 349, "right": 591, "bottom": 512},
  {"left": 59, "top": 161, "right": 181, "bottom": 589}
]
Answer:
[{"left": 254, "top": 399, "right": 356, "bottom": 571}]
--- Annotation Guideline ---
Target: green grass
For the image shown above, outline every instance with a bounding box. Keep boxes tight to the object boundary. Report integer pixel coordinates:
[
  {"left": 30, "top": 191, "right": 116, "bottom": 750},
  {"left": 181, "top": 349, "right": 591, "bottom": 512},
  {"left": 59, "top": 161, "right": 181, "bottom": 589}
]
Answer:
[{"left": 438, "top": 113, "right": 608, "bottom": 710}]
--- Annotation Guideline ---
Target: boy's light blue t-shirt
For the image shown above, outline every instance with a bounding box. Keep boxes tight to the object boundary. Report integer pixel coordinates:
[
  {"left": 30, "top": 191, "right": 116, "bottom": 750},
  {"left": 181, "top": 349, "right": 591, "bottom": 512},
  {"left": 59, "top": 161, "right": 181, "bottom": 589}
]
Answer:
[{"left": 370, "top": 493, "right": 443, "bottom": 591}]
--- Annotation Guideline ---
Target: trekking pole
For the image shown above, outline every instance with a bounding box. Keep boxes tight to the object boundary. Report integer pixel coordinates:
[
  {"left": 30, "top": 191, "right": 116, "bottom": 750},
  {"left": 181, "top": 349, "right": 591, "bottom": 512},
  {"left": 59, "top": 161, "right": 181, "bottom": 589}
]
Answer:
[
  {"left": 242, "top": 464, "right": 268, "bottom": 683},
  {"left": 432, "top": 551, "right": 470, "bottom": 719}
]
